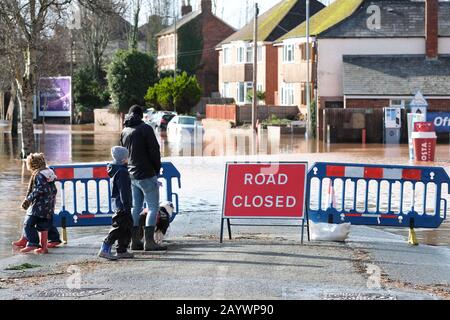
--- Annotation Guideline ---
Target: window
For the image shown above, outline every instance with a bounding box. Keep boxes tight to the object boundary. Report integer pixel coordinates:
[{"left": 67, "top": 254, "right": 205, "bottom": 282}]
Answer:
[
  {"left": 390, "top": 99, "right": 410, "bottom": 108},
  {"left": 283, "top": 44, "right": 295, "bottom": 63},
  {"left": 222, "top": 82, "right": 231, "bottom": 98},
  {"left": 237, "top": 47, "right": 245, "bottom": 63},
  {"left": 237, "top": 82, "right": 253, "bottom": 104},
  {"left": 257, "top": 46, "right": 263, "bottom": 62},
  {"left": 281, "top": 82, "right": 295, "bottom": 106},
  {"left": 301, "top": 83, "right": 307, "bottom": 105},
  {"left": 246, "top": 46, "right": 253, "bottom": 63},
  {"left": 223, "top": 48, "right": 230, "bottom": 65}
]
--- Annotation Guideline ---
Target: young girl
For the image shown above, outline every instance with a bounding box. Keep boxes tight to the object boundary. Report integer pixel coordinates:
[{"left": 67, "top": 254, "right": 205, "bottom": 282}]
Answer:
[{"left": 12, "top": 153, "right": 58, "bottom": 254}]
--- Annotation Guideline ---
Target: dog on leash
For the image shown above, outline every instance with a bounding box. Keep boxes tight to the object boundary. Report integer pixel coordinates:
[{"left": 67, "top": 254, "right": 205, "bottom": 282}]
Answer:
[{"left": 139, "top": 201, "right": 174, "bottom": 244}]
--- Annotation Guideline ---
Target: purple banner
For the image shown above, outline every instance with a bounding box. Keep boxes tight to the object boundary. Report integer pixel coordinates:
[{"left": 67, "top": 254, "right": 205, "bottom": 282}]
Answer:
[{"left": 39, "top": 77, "right": 72, "bottom": 117}]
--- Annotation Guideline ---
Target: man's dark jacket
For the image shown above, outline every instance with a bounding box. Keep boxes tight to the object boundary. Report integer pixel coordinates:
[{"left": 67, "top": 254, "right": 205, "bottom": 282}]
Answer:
[{"left": 120, "top": 114, "right": 161, "bottom": 180}]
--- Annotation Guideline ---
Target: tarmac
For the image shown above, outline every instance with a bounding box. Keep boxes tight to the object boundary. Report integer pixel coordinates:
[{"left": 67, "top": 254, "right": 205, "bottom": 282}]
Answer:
[{"left": 0, "top": 224, "right": 449, "bottom": 300}]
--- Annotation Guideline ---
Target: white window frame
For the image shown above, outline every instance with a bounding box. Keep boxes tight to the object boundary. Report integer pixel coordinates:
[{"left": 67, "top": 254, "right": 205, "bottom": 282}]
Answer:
[
  {"left": 237, "top": 46, "right": 246, "bottom": 64},
  {"left": 237, "top": 82, "right": 253, "bottom": 104},
  {"left": 257, "top": 46, "right": 263, "bottom": 62},
  {"left": 223, "top": 47, "right": 231, "bottom": 65},
  {"left": 281, "top": 82, "right": 295, "bottom": 106},
  {"left": 222, "top": 82, "right": 231, "bottom": 98},
  {"left": 390, "top": 99, "right": 407, "bottom": 108},
  {"left": 283, "top": 44, "right": 295, "bottom": 63},
  {"left": 246, "top": 46, "right": 253, "bottom": 63}
]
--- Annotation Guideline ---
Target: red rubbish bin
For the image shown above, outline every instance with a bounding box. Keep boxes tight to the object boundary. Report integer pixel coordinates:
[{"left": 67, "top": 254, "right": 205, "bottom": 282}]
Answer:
[{"left": 412, "top": 122, "right": 437, "bottom": 162}]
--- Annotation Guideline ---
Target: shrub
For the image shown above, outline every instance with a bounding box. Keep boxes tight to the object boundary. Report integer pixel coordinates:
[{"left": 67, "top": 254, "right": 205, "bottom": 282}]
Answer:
[
  {"left": 145, "top": 71, "right": 202, "bottom": 114},
  {"left": 107, "top": 50, "right": 158, "bottom": 114},
  {"left": 73, "top": 66, "right": 109, "bottom": 110}
]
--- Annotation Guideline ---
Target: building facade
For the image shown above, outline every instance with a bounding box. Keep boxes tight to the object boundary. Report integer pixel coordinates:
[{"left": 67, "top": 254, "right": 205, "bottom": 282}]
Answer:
[
  {"left": 156, "top": 0, "right": 235, "bottom": 97},
  {"left": 317, "top": 0, "right": 450, "bottom": 112},
  {"left": 217, "top": 0, "right": 325, "bottom": 106}
]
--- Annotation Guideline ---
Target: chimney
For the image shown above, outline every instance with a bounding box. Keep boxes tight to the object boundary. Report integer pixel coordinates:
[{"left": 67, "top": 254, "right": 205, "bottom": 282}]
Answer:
[
  {"left": 201, "top": 0, "right": 212, "bottom": 14},
  {"left": 425, "top": 0, "right": 439, "bottom": 59},
  {"left": 181, "top": 0, "right": 192, "bottom": 16}
]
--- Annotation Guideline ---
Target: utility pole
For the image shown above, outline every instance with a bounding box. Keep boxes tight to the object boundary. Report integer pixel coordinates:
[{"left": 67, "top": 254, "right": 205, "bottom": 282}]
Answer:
[
  {"left": 173, "top": 1, "right": 178, "bottom": 113},
  {"left": 252, "top": 2, "right": 259, "bottom": 133},
  {"left": 306, "top": 0, "right": 313, "bottom": 138}
]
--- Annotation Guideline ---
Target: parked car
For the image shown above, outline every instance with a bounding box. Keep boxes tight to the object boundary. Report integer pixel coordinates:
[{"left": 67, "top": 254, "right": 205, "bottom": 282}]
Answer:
[
  {"left": 167, "top": 116, "right": 204, "bottom": 141},
  {"left": 143, "top": 108, "right": 156, "bottom": 123},
  {"left": 148, "top": 111, "right": 177, "bottom": 131}
]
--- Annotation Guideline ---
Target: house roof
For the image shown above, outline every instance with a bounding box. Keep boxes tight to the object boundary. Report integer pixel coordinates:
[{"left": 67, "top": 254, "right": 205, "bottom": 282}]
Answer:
[
  {"left": 219, "top": 0, "right": 325, "bottom": 45},
  {"left": 277, "top": 0, "right": 363, "bottom": 41},
  {"left": 156, "top": 11, "right": 202, "bottom": 36},
  {"left": 343, "top": 55, "right": 450, "bottom": 96}
]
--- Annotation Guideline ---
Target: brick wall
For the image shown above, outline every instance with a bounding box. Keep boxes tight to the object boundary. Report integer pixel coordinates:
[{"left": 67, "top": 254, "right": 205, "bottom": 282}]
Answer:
[
  {"left": 198, "top": 14, "right": 235, "bottom": 97},
  {"left": 265, "top": 45, "right": 278, "bottom": 105},
  {"left": 346, "top": 99, "right": 390, "bottom": 109},
  {"left": 426, "top": 0, "right": 439, "bottom": 59},
  {"left": 206, "top": 104, "right": 300, "bottom": 123}
]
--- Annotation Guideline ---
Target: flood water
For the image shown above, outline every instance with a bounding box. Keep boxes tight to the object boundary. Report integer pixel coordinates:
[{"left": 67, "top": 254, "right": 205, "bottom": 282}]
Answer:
[{"left": 0, "top": 124, "right": 449, "bottom": 258}]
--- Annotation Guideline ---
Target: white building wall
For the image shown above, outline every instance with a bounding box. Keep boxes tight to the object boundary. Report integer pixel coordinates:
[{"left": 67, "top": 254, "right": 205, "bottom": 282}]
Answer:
[{"left": 317, "top": 38, "right": 427, "bottom": 98}]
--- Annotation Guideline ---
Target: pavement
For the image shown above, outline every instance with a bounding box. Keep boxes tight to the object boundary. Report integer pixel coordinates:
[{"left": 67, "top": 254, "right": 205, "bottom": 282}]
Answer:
[{"left": 0, "top": 225, "right": 449, "bottom": 300}]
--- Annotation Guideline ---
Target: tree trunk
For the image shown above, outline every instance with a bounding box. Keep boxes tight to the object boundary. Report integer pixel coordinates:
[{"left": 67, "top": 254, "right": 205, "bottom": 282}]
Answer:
[{"left": 20, "top": 81, "right": 35, "bottom": 158}]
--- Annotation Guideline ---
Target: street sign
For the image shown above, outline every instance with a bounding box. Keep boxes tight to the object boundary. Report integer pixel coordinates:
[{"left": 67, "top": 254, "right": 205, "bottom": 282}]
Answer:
[
  {"left": 427, "top": 112, "right": 450, "bottom": 133},
  {"left": 220, "top": 162, "right": 309, "bottom": 243}
]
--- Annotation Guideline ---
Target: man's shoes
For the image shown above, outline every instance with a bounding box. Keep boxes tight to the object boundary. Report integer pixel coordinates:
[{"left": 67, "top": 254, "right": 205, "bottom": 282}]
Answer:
[
  {"left": 116, "top": 251, "right": 135, "bottom": 259},
  {"left": 144, "top": 226, "right": 167, "bottom": 252},
  {"left": 131, "top": 226, "right": 144, "bottom": 251}
]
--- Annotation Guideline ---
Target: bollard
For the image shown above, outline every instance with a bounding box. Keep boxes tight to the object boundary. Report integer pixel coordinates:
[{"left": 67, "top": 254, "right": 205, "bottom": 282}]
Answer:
[
  {"left": 408, "top": 228, "right": 419, "bottom": 246},
  {"left": 62, "top": 217, "right": 68, "bottom": 244},
  {"left": 362, "top": 129, "right": 367, "bottom": 144}
]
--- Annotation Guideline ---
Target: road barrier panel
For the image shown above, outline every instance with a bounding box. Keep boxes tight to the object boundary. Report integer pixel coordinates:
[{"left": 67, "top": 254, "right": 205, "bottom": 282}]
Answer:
[
  {"left": 50, "top": 162, "right": 181, "bottom": 242},
  {"left": 306, "top": 162, "right": 449, "bottom": 244}
]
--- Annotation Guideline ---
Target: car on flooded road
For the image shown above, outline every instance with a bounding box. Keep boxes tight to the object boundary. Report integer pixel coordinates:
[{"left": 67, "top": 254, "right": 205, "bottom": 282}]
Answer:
[
  {"left": 147, "top": 111, "right": 177, "bottom": 131},
  {"left": 167, "top": 115, "right": 204, "bottom": 142}
]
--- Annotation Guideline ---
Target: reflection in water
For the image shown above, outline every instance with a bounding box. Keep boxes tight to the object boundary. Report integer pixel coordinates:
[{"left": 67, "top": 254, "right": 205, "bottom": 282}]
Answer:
[{"left": 0, "top": 124, "right": 449, "bottom": 258}]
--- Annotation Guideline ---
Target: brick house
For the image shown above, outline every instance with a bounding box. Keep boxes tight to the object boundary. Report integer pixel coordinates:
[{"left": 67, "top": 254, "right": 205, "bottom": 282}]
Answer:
[
  {"left": 274, "top": 0, "right": 362, "bottom": 113},
  {"left": 276, "top": 0, "right": 450, "bottom": 139},
  {"left": 156, "top": 0, "right": 235, "bottom": 97},
  {"left": 216, "top": 0, "right": 325, "bottom": 106}
]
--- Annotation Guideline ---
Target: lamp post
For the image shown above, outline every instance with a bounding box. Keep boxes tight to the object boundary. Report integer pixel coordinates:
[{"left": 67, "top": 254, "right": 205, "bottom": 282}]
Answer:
[
  {"left": 306, "top": 0, "right": 312, "bottom": 139},
  {"left": 252, "top": 2, "right": 259, "bottom": 133},
  {"left": 68, "top": 5, "right": 81, "bottom": 125}
]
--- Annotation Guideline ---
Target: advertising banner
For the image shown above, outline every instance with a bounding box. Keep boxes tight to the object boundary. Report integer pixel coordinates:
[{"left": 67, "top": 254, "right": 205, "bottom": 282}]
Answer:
[
  {"left": 39, "top": 77, "right": 72, "bottom": 117},
  {"left": 427, "top": 112, "right": 450, "bottom": 133}
]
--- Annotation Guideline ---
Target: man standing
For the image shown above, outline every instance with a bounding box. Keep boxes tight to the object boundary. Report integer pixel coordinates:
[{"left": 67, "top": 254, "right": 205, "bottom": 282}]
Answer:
[{"left": 121, "top": 105, "right": 166, "bottom": 251}]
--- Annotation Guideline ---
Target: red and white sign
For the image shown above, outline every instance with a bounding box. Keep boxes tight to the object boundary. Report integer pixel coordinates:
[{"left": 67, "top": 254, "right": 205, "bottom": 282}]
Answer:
[{"left": 222, "top": 162, "right": 308, "bottom": 219}]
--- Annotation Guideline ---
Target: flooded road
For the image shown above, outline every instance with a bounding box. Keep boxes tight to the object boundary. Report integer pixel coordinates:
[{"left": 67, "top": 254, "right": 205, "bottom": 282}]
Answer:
[{"left": 0, "top": 124, "right": 449, "bottom": 258}]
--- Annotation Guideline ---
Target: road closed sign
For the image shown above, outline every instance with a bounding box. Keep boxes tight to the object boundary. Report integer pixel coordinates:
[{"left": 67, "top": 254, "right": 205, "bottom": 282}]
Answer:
[{"left": 222, "top": 162, "right": 308, "bottom": 219}]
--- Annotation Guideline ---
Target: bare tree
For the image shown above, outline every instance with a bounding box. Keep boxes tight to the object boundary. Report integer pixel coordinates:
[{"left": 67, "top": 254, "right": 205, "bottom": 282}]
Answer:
[
  {"left": 79, "top": 1, "right": 126, "bottom": 81},
  {"left": 0, "top": 0, "right": 122, "bottom": 157}
]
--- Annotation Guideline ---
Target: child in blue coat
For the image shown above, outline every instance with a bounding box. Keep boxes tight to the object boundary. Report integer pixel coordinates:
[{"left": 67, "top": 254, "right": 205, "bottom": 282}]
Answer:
[{"left": 98, "top": 147, "right": 134, "bottom": 260}]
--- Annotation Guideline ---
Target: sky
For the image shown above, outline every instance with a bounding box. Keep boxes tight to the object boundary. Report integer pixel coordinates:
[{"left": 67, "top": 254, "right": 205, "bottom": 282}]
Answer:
[{"left": 140, "top": 0, "right": 334, "bottom": 29}]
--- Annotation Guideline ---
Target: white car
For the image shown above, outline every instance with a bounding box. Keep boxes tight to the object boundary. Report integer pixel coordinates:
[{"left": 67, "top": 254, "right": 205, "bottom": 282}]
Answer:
[{"left": 167, "top": 116, "right": 204, "bottom": 142}]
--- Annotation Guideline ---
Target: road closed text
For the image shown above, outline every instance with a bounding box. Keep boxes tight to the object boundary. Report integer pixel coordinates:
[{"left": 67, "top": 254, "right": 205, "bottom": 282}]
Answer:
[{"left": 223, "top": 163, "right": 307, "bottom": 218}]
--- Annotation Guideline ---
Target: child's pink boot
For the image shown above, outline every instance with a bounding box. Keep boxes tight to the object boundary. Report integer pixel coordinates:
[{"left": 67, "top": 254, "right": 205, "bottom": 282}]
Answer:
[
  {"left": 12, "top": 237, "right": 28, "bottom": 248},
  {"left": 35, "top": 231, "right": 49, "bottom": 254}
]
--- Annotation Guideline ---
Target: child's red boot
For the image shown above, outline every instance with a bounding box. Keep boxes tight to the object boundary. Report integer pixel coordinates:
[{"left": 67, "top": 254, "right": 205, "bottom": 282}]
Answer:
[
  {"left": 20, "top": 246, "right": 39, "bottom": 253},
  {"left": 47, "top": 241, "right": 62, "bottom": 249},
  {"left": 35, "top": 231, "right": 49, "bottom": 254},
  {"left": 12, "top": 237, "right": 27, "bottom": 248}
]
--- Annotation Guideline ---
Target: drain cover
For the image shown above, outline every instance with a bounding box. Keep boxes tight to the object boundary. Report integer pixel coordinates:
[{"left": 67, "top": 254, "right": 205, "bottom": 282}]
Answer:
[
  {"left": 321, "top": 293, "right": 397, "bottom": 300},
  {"left": 35, "top": 288, "right": 111, "bottom": 298}
]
